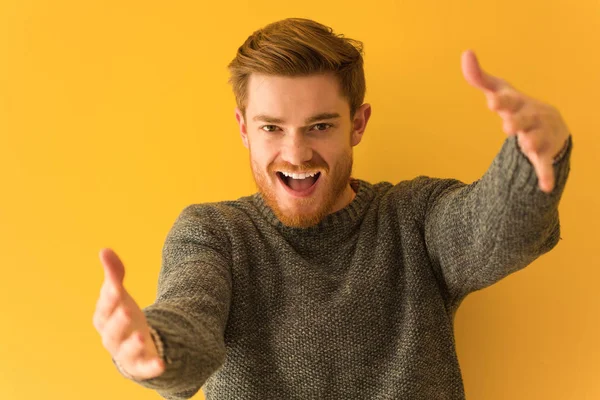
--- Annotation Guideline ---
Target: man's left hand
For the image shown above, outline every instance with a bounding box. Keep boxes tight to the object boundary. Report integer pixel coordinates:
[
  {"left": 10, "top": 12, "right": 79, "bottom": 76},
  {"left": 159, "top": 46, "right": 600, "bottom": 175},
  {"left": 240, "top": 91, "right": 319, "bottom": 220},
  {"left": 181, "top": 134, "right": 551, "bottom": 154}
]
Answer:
[{"left": 461, "top": 49, "right": 570, "bottom": 193}]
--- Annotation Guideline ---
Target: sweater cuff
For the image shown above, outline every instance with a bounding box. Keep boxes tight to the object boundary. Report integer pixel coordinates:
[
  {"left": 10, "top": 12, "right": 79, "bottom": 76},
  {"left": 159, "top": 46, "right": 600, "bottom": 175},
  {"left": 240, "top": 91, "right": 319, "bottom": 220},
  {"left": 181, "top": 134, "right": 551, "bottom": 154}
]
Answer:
[
  {"left": 504, "top": 133, "right": 572, "bottom": 197},
  {"left": 552, "top": 135, "right": 572, "bottom": 165},
  {"left": 514, "top": 134, "right": 572, "bottom": 165}
]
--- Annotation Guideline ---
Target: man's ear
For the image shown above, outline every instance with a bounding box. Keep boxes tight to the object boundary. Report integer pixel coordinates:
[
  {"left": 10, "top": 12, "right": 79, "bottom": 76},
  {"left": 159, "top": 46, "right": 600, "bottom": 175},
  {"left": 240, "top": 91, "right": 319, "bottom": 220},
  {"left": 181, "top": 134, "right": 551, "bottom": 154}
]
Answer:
[
  {"left": 235, "top": 107, "right": 249, "bottom": 149},
  {"left": 351, "top": 103, "right": 372, "bottom": 146}
]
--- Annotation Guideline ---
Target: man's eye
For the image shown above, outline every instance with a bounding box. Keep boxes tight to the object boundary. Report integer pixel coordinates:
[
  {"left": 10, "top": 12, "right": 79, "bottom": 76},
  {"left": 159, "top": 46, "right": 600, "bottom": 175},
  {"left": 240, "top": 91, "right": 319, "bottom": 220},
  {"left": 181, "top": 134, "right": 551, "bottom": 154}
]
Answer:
[
  {"left": 312, "top": 123, "right": 332, "bottom": 131},
  {"left": 261, "top": 125, "right": 279, "bottom": 132}
]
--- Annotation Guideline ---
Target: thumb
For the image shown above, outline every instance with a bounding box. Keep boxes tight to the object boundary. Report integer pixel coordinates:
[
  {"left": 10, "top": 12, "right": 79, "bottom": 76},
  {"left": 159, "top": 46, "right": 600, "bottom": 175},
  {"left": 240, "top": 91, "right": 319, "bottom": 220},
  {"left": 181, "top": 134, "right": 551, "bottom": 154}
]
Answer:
[
  {"left": 99, "top": 248, "right": 126, "bottom": 289},
  {"left": 528, "top": 152, "right": 555, "bottom": 193},
  {"left": 461, "top": 49, "right": 503, "bottom": 93}
]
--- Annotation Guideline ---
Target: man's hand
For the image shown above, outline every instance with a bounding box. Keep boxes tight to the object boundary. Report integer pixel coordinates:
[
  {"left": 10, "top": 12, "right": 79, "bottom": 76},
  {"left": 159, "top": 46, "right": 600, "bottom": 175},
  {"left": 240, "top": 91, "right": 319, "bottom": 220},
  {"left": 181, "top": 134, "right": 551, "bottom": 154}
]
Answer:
[
  {"left": 461, "top": 49, "right": 570, "bottom": 193},
  {"left": 93, "top": 248, "right": 165, "bottom": 380}
]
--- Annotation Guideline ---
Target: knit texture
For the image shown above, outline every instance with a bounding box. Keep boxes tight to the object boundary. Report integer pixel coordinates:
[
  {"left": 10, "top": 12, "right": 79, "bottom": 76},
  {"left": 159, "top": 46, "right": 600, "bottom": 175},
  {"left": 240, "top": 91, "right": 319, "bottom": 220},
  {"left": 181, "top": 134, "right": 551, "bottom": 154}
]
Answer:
[{"left": 113, "top": 135, "right": 572, "bottom": 399}]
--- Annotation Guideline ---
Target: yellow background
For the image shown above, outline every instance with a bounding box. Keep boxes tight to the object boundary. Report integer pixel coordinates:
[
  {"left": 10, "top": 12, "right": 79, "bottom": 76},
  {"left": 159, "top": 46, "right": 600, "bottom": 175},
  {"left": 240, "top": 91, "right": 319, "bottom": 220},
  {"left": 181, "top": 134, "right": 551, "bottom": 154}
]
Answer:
[{"left": 1, "top": 1, "right": 598, "bottom": 399}]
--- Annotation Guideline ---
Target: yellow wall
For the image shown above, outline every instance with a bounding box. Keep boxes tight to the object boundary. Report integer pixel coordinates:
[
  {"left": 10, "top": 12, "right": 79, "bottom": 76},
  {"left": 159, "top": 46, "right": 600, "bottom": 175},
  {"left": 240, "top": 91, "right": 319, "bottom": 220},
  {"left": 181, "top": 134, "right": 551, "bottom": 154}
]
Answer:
[{"left": 1, "top": 1, "right": 597, "bottom": 399}]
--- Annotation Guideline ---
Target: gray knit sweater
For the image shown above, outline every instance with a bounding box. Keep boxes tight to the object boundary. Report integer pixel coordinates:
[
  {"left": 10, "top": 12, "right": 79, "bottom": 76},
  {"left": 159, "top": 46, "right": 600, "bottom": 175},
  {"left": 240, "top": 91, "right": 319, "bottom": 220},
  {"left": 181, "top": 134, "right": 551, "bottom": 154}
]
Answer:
[{"left": 113, "top": 135, "right": 572, "bottom": 399}]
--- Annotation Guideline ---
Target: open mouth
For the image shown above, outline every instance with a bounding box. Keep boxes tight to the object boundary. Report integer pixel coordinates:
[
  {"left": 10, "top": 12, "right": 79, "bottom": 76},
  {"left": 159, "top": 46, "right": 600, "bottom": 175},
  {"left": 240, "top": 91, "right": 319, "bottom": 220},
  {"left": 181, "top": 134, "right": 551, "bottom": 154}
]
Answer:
[{"left": 276, "top": 171, "right": 321, "bottom": 196}]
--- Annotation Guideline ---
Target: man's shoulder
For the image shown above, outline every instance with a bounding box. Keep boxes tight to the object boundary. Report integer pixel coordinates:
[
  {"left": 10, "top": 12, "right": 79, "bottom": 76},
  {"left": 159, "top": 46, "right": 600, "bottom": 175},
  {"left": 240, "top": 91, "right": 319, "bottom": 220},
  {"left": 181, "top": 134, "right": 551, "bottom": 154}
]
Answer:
[
  {"left": 174, "top": 195, "right": 257, "bottom": 229},
  {"left": 367, "top": 175, "right": 467, "bottom": 217},
  {"left": 370, "top": 175, "right": 461, "bottom": 197}
]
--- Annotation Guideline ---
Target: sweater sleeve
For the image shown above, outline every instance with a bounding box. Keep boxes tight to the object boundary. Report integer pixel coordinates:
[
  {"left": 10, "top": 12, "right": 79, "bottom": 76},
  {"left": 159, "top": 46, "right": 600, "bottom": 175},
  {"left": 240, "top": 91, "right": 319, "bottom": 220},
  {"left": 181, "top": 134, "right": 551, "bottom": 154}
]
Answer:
[
  {"left": 414, "top": 134, "right": 572, "bottom": 308},
  {"left": 112, "top": 204, "right": 232, "bottom": 400}
]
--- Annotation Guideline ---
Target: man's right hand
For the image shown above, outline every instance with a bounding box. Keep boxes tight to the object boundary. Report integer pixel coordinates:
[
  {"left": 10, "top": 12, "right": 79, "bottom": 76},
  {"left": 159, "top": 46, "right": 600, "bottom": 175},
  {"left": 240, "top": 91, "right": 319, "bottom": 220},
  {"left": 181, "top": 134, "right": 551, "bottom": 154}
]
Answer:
[{"left": 93, "top": 248, "right": 165, "bottom": 380}]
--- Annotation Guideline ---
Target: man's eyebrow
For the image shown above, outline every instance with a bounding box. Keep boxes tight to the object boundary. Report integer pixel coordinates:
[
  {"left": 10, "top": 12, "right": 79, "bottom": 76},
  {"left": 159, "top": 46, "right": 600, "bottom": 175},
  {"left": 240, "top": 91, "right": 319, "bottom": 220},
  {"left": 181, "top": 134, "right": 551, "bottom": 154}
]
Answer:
[{"left": 252, "top": 112, "right": 341, "bottom": 124}]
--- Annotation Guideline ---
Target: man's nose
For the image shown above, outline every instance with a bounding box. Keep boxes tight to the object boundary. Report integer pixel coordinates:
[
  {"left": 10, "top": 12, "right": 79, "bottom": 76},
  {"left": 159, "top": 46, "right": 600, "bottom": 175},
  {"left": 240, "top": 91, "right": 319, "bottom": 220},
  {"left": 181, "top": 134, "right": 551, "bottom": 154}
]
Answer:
[{"left": 280, "top": 131, "right": 313, "bottom": 166}]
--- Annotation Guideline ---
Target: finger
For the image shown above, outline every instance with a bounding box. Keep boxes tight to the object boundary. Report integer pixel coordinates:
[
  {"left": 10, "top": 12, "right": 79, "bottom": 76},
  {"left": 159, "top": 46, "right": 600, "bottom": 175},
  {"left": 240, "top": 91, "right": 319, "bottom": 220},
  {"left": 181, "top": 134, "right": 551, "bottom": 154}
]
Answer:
[
  {"left": 99, "top": 248, "right": 126, "bottom": 289},
  {"left": 114, "top": 331, "right": 147, "bottom": 370},
  {"left": 502, "top": 113, "right": 540, "bottom": 136},
  {"left": 528, "top": 151, "right": 555, "bottom": 193},
  {"left": 487, "top": 90, "right": 525, "bottom": 113},
  {"left": 93, "top": 279, "right": 126, "bottom": 332},
  {"left": 461, "top": 49, "right": 507, "bottom": 93},
  {"left": 101, "top": 306, "right": 134, "bottom": 355},
  {"left": 129, "top": 357, "right": 165, "bottom": 381}
]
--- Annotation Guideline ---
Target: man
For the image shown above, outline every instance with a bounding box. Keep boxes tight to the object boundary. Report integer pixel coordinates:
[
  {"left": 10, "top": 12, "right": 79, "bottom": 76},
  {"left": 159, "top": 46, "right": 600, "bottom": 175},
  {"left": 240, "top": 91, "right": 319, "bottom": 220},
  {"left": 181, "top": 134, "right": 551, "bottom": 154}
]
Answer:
[{"left": 93, "top": 17, "right": 572, "bottom": 400}]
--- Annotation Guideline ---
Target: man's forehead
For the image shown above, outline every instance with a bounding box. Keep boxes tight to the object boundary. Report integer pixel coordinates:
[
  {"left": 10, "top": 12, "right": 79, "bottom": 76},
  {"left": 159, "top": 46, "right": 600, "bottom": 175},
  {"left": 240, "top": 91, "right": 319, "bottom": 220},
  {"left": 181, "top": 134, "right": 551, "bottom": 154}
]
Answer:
[{"left": 246, "top": 73, "right": 347, "bottom": 122}]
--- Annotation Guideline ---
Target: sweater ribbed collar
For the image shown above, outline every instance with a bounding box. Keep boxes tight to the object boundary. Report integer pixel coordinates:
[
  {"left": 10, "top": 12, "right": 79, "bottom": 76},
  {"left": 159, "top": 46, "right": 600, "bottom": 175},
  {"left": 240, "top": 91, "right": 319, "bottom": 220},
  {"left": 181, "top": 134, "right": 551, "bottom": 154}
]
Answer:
[{"left": 251, "top": 178, "right": 375, "bottom": 236}]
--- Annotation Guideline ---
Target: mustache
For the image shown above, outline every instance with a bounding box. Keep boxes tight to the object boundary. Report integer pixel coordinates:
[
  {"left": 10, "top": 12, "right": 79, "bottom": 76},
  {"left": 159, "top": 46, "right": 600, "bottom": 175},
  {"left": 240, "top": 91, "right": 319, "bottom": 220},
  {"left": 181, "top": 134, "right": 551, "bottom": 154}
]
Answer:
[{"left": 269, "top": 162, "right": 328, "bottom": 174}]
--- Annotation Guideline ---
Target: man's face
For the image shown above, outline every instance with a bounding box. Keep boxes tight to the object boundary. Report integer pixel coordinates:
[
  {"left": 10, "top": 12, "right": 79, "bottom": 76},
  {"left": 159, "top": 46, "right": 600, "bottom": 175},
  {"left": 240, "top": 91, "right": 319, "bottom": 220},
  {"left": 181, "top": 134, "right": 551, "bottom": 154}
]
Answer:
[{"left": 235, "top": 72, "right": 370, "bottom": 228}]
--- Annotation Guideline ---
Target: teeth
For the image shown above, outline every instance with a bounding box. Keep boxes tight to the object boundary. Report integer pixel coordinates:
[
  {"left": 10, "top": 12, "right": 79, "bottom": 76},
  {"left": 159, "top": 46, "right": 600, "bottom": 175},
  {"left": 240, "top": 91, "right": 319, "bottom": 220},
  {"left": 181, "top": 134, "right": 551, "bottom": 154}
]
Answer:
[{"left": 280, "top": 171, "right": 318, "bottom": 179}]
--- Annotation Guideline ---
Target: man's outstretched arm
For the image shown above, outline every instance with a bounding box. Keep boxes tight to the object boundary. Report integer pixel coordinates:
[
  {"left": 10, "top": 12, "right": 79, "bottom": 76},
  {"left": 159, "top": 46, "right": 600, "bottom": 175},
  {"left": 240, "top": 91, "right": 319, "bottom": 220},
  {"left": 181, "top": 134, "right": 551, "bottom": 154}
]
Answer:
[
  {"left": 108, "top": 205, "right": 233, "bottom": 400},
  {"left": 415, "top": 50, "right": 573, "bottom": 308}
]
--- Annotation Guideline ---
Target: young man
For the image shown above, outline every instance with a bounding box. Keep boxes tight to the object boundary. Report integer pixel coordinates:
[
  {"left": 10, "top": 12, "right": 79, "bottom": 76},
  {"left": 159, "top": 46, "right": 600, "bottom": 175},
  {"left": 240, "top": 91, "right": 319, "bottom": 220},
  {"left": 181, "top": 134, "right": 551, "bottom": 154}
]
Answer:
[{"left": 93, "top": 18, "right": 572, "bottom": 400}]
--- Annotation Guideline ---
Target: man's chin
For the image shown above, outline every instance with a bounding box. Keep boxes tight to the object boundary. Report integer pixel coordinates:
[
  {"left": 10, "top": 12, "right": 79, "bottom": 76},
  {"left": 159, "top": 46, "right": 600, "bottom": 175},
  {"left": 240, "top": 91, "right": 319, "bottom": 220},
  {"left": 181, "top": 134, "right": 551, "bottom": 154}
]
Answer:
[
  {"left": 253, "top": 171, "right": 345, "bottom": 228},
  {"left": 272, "top": 201, "right": 326, "bottom": 228},
  {"left": 276, "top": 211, "right": 325, "bottom": 228}
]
